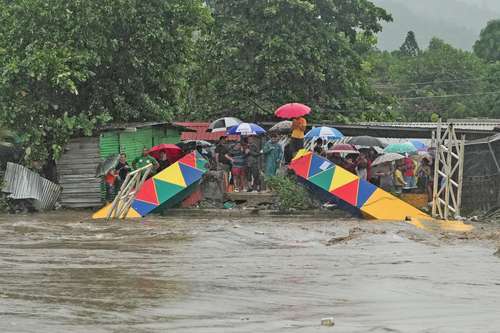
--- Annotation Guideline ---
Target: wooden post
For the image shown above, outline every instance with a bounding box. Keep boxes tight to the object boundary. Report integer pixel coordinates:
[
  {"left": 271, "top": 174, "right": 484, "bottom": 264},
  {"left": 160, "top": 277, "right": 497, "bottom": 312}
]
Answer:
[
  {"left": 432, "top": 120, "right": 441, "bottom": 218},
  {"left": 456, "top": 135, "right": 465, "bottom": 217},
  {"left": 431, "top": 121, "right": 464, "bottom": 220},
  {"left": 444, "top": 124, "right": 453, "bottom": 220}
]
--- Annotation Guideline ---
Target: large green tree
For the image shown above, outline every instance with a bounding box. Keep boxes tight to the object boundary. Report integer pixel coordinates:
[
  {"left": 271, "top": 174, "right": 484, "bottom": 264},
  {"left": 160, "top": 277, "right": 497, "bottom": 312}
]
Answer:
[
  {"left": 188, "top": 0, "right": 392, "bottom": 122},
  {"left": 0, "top": 0, "right": 210, "bottom": 165},
  {"left": 474, "top": 20, "right": 500, "bottom": 63}
]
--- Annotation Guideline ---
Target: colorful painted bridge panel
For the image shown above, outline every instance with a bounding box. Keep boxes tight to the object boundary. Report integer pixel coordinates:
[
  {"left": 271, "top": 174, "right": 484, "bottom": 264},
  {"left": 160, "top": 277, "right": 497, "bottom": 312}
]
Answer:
[
  {"left": 289, "top": 150, "right": 430, "bottom": 221},
  {"left": 92, "top": 151, "right": 207, "bottom": 219}
]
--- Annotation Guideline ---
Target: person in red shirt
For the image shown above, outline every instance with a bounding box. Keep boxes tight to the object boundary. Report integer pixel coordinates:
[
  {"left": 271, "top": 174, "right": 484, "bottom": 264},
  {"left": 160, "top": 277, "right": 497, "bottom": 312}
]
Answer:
[
  {"left": 104, "top": 169, "right": 118, "bottom": 203},
  {"left": 403, "top": 155, "right": 416, "bottom": 188}
]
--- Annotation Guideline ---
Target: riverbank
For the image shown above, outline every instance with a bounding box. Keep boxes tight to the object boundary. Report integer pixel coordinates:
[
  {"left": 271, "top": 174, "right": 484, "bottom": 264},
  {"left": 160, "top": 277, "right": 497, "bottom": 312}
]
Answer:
[{"left": 0, "top": 211, "right": 499, "bottom": 332}]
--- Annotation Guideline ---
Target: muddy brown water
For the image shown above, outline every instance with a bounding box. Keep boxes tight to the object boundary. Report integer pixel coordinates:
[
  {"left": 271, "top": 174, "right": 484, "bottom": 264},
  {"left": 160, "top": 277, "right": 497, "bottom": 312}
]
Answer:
[{"left": 0, "top": 212, "right": 499, "bottom": 333}]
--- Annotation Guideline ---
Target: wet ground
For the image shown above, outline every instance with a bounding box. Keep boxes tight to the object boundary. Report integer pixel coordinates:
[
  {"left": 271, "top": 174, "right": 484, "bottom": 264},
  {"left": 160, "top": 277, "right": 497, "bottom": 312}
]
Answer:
[{"left": 0, "top": 211, "right": 499, "bottom": 333}]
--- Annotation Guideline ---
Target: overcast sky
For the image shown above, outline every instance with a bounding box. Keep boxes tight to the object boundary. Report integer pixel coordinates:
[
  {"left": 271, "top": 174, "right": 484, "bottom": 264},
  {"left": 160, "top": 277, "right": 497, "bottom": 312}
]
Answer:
[{"left": 372, "top": 0, "right": 500, "bottom": 50}]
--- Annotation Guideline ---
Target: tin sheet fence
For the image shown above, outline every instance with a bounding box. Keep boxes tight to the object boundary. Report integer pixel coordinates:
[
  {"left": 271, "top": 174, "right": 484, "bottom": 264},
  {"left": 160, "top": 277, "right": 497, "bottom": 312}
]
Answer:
[
  {"left": 462, "top": 174, "right": 500, "bottom": 213},
  {"left": 2, "top": 162, "right": 61, "bottom": 210}
]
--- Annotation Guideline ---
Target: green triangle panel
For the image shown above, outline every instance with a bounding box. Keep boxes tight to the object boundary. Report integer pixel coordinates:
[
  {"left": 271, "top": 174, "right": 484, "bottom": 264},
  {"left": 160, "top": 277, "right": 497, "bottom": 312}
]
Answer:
[
  {"left": 153, "top": 179, "right": 186, "bottom": 203},
  {"left": 196, "top": 158, "right": 208, "bottom": 171},
  {"left": 309, "top": 165, "right": 335, "bottom": 192}
]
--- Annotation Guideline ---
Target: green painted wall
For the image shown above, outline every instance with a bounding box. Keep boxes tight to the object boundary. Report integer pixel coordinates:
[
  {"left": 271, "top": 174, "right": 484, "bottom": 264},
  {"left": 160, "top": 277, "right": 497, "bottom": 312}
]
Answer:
[
  {"left": 98, "top": 126, "right": 182, "bottom": 162},
  {"left": 99, "top": 131, "right": 120, "bottom": 158}
]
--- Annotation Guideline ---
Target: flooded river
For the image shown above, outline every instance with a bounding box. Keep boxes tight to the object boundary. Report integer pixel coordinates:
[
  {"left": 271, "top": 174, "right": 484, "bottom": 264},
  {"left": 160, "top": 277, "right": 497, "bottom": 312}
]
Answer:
[{"left": 0, "top": 211, "right": 499, "bottom": 332}]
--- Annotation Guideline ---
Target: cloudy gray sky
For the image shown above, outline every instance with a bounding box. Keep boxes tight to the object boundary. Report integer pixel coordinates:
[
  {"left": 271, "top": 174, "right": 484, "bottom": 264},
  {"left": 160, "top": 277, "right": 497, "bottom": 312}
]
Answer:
[{"left": 372, "top": 0, "right": 500, "bottom": 50}]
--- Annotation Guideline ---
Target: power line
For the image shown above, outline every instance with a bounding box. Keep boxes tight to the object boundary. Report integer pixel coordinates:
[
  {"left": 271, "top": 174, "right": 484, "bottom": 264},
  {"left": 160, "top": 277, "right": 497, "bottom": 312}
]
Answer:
[
  {"left": 397, "top": 90, "right": 500, "bottom": 100},
  {"left": 374, "top": 77, "right": 497, "bottom": 88}
]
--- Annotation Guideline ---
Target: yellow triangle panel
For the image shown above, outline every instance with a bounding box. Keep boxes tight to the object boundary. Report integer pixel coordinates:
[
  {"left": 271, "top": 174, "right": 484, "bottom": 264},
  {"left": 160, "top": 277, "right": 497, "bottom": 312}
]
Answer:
[
  {"left": 362, "top": 188, "right": 429, "bottom": 221},
  {"left": 293, "top": 149, "right": 310, "bottom": 161},
  {"left": 126, "top": 207, "right": 142, "bottom": 218},
  {"left": 329, "top": 167, "right": 358, "bottom": 192},
  {"left": 153, "top": 162, "right": 186, "bottom": 188},
  {"left": 92, "top": 203, "right": 112, "bottom": 219}
]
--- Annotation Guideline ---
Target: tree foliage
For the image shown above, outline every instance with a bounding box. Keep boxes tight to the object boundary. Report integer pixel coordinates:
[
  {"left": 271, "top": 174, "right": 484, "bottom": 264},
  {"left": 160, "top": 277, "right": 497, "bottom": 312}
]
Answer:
[
  {"left": 399, "top": 31, "right": 420, "bottom": 57},
  {"left": 473, "top": 19, "right": 500, "bottom": 63},
  {"left": 188, "top": 0, "right": 393, "bottom": 122},
  {"left": 370, "top": 37, "right": 498, "bottom": 121},
  {"left": 0, "top": 0, "right": 210, "bottom": 163}
]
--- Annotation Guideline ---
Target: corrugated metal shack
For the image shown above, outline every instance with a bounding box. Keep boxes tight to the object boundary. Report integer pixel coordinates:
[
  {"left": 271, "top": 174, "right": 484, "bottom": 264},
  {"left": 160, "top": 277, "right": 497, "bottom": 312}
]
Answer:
[
  {"left": 3, "top": 162, "right": 61, "bottom": 210},
  {"left": 462, "top": 134, "right": 500, "bottom": 213},
  {"left": 57, "top": 122, "right": 190, "bottom": 208}
]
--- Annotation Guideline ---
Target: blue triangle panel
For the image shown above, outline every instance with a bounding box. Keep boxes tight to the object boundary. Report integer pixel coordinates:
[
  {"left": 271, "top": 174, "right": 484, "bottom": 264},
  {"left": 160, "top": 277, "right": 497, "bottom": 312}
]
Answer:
[
  {"left": 131, "top": 199, "right": 158, "bottom": 217},
  {"left": 308, "top": 154, "right": 333, "bottom": 179},
  {"left": 356, "top": 179, "right": 378, "bottom": 208},
  {"left": 179, "top": 162, "right": 205, "bottom": 186}
]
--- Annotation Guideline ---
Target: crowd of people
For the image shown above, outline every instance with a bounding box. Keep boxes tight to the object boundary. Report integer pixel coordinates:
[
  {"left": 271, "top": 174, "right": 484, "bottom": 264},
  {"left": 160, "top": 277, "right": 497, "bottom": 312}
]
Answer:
[
  {"left": 214, "top": 134, "right": 284, "bottom": 192},
  {"left": 103, "top": 114, "right": 435, "bottom": 204}
]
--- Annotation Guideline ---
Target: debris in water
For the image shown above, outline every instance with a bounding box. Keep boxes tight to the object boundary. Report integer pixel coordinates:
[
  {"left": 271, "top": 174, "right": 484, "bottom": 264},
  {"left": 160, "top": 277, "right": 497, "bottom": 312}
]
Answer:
[
  {"left": 494, "top": 248, "right": 500, "bottom": 258},
  {"left": 326, "top": 227, "right": 362, "bottom": 246},
  {"left": 321, "top": 317, "right": 335, "bottom": 327},
  {"left": 254, "top": 231, "right": 265, "bottom": 235}
]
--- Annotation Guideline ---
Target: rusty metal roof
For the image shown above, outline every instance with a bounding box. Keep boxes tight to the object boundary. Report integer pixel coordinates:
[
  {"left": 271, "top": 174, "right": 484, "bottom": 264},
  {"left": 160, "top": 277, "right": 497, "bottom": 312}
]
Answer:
[{"left": 175, "top": 122, "right": 239, "bottom": 141}]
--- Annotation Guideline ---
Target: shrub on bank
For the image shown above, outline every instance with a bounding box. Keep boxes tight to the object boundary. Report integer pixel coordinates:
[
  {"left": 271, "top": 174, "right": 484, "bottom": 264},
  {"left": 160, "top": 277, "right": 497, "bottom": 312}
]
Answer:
[{"left": 266, "top": 175, "right": 312, "bottom": 211}]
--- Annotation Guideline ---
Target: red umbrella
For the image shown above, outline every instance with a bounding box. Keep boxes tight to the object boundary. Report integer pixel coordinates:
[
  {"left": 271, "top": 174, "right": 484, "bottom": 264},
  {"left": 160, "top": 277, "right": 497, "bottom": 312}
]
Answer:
[
  {"left": 275, "top": 103, "right": 311, "bottom": 119},
  {"left": 326, "top": 144, "right": 359, "bottom": 154},
  {"left": 147, "top": 144, "right": 183, "bottom": 162}
]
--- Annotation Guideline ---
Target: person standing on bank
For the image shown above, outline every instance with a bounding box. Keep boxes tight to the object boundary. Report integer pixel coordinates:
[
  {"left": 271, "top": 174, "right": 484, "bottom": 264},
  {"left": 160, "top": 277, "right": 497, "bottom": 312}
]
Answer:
[
  {"left": 157, "top": 151, "right": 170, "bottom": 172},
  {"left": 215, "top": 136, "right": 232, "bottom": 191},
  {"left": 132, "top": 147, "right": 159, "bottom": 172},
  {"left": 290, "top": 116, "right": 307, "bottom": 157},
  {"left": 246, "top": 136, "right": 262, "bottom": 192},
  {"left": 114, "top": 153, "right": 130, "bottom": 192},
  {"left": 403, "top": 154, "right": 417, "bottom": 188},
  {"left": 225, "top": 142, "right": 247, "bottom": 192},
  {"left": 263, "top": 134, "right": 283, "bottom": 177}
]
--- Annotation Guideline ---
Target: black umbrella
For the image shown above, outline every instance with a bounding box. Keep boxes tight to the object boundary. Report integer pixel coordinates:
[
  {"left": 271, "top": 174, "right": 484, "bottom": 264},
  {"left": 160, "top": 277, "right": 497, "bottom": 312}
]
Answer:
[
  {"left": 348, "top": 136, "right": 387, "bottom": 148},
  {"left": 95, "top": 154, "right": 120, "bottom": 177}
]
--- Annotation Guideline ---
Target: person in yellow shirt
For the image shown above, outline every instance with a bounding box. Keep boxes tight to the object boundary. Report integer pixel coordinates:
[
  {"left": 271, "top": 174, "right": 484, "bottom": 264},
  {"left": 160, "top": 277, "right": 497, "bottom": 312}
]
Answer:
[
  {"left": 290, "top": 116, "right": 307, "bottom": 157},
  {"left": 393, "top": 163, "right": 407, "bottom": 195}
]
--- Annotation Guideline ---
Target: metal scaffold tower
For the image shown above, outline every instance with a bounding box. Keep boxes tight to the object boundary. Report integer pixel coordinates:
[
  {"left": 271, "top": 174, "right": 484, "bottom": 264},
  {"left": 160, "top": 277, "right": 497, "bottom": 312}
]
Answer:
[
  {"left": 106, "top": 164, "right": 153, "bottom": 220},
  {"left": 431, "top": 121, "right": 465, "bottom": 220}
]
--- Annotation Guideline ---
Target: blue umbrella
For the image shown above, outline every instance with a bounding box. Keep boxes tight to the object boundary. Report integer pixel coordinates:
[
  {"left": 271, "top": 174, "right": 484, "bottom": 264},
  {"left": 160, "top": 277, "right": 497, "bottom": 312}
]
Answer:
[
  {"left": 305, "top": 126, "right": 344, "bottom": 140},
  {"left": 409, "top": 140, "right": 428, "bottom": 152},
  {"left": 226, "top": 123, "right": 266, "bottom": 136}
]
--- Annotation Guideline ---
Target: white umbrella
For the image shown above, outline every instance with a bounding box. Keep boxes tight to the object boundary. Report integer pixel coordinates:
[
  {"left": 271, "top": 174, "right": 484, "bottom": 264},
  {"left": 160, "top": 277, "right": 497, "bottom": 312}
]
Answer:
[
  {"left": 269, "top": 120, "right": 292, "bottom": 134},
  {"left": 371, "top": 152, "right": 404, "bottom": 166},
  {"left": 208, "top": 117, "right": 242, "bottom": 132}
]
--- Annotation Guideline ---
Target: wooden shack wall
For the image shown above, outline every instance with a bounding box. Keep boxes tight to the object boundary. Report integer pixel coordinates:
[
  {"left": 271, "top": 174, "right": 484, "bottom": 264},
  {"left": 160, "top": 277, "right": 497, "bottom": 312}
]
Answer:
[{"left": 57, "top": 137, "right": 102, "bottom": 208}]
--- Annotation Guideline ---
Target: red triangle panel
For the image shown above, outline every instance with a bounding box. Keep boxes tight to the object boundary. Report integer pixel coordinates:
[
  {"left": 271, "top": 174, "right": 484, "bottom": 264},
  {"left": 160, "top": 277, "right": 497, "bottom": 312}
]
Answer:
[
  {"left": 331, "top": 179, "right": 359, "bottom": 207},
  {"left": 289, "top": 153, "right": 312, "bottom": 179},
  {"left": 134, "top": 178, "right": 159, "bottom": 205},
  {"left": 178, "top": 153, "right": 196, "bottom": 168}
]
